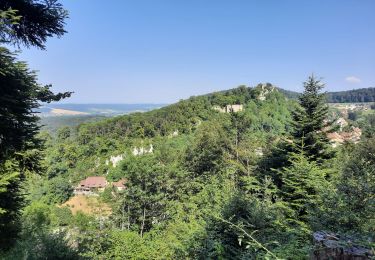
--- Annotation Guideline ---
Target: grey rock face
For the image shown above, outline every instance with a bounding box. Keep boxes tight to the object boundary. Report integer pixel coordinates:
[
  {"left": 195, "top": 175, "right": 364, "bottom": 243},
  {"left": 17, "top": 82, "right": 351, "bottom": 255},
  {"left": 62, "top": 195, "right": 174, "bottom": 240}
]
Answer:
[{"left": 311, "top": 231, "right": 374, "bottom": 260}]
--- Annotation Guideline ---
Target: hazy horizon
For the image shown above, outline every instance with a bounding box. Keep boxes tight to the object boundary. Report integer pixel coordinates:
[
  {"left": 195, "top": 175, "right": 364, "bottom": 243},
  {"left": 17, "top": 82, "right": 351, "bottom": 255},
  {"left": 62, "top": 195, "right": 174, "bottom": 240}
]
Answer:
[{"left": 52, "top": 85, "right": 375, "bottom": 105}]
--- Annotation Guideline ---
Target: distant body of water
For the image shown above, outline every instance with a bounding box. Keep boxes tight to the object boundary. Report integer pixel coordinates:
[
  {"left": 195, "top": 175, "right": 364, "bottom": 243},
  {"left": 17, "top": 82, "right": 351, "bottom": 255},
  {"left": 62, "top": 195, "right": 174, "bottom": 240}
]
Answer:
[{"left": 38, "top": 103, "right": 167, "bottom": 117}]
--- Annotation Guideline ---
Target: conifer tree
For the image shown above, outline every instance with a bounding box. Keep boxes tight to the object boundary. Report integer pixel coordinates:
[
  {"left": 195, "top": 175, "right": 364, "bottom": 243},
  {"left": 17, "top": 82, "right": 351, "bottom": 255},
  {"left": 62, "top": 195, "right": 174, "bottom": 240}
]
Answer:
[
  {"left": 0, "top": 1, "right": 69, "bottom": 250},
  {"left": 291, "top": 75, "right": 334, "bottom": 162},
  {"left": 0, "top": 0, "right": 67, "bottom": 49},
  {"left": 278, "top": 142, "right": 327, "bottom": 222}
]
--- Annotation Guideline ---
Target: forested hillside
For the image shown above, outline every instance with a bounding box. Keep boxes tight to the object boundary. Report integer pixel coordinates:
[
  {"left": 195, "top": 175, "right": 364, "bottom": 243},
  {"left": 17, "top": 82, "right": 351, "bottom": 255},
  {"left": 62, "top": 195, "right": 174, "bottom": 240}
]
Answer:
[
  {"left": 277, "top": 87, "right": 375, "bottom": 103},
  {"left": 327, "top": 88, "right": 375, "bottom": 103},
  {"left": 40, "top": 115, "right": 106, "bottom": 134},
  {"left": 1, "top": 1, "right": 374, "bottom": 259},
  {"left": 3, "top": 78, "right": 374, "bottom": 259},
  {"left": 76, "top": 84, "right": 290, "bottom": 139}
]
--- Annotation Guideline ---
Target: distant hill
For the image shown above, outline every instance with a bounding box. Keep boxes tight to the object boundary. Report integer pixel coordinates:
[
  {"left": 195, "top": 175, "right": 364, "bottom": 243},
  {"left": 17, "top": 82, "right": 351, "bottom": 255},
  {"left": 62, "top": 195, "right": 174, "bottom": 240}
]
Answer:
[
  {"left": 76, "top": 83, "right": 293, "bottom": 140},
  {"left": 38, "top": 104, "right": 167, "bottom": 133},
  {"left": 326, "top": 88, "right": 375, "bottom": 103},
  {"left": 276, "top": 87, "right": 375, "bottom": 103},
  {"left": 39, "top": 86, "right": 375, "bottom": 134}
]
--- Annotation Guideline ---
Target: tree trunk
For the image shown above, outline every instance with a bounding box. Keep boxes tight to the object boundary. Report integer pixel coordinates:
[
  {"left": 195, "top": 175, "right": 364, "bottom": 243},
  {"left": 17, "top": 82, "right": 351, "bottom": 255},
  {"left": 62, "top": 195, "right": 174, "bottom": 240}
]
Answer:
[
  {"left": 121, "top": 203, "right": 125, "bottom": 231},
  {"left": 127, "top": 205, "right": 130, "bottom": 230},
  {"left": 236, "top": 125, "right": 239, "bottom": 162},
  {"left": 140, "top": 207, "right": 146, "bottom": 237}
]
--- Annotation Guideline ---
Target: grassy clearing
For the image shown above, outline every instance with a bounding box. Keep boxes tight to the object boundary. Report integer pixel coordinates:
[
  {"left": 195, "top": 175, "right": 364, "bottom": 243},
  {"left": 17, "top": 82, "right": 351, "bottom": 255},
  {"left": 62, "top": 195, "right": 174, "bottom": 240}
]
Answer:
[{"left": 61, "top": 195, "right": 112, "bottom": 216}]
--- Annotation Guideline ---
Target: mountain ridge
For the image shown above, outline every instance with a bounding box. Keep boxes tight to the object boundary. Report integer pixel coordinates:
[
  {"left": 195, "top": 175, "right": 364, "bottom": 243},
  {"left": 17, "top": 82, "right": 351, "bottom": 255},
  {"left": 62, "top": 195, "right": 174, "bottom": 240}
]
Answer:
[{"left": 277, "top": 86, "right": 375, "bottom": 103}]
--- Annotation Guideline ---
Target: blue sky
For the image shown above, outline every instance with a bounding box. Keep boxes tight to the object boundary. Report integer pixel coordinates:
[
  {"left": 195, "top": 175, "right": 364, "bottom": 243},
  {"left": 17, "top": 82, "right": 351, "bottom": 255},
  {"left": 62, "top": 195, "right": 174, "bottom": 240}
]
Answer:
[{"left": 17, "top": 0, "right": 375, "bottom": 103}]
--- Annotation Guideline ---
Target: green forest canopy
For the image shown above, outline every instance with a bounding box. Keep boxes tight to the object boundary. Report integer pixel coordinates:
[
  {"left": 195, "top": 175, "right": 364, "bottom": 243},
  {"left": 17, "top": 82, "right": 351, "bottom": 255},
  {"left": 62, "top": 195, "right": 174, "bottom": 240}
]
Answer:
[
  {"left": 0, "top": 1, "right": 374, "bottom": 258},
  {"left": 2, "top": 80, "right": 373, "bottom": 259},
  {"left": 278, "top": 86, "right": 375, "bottom": 103}
]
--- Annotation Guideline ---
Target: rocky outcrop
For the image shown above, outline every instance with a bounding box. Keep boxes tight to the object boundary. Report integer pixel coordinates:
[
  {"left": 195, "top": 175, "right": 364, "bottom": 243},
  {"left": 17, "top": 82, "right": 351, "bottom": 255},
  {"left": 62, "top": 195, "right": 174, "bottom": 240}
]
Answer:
[
  {"left": 105, "top": 154, "right": 124, "bottom": 168},
  {"left": 257, "top": 83, "right": 276, "bottom": 101},
  {"left": 132, "top": 144, "right": 153, "bottom": 156},
  {"left": 171, "top": 130, "right": 179, "bottom": 137},
  {"left": 213, "top": 104, "right": 243, "bottom": 113},
  {"left": 311, "top": 231, "right": 374, "bottom": 260}
]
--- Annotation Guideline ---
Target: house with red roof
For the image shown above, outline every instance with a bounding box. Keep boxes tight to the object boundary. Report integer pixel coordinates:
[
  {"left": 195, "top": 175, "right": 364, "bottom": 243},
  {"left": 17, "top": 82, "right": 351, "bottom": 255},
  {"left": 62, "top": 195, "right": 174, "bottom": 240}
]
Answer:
[
  {"left": 74, "top": 176, "right": 127, "bottom": 195},
  {"left": 74, "top": 176, "right": 108, "bottom": 195}
]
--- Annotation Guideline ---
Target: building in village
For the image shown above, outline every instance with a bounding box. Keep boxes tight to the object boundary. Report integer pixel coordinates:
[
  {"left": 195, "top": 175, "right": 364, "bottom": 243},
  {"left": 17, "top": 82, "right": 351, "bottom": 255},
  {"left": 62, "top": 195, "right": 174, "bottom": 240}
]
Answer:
[
  {"left": 326, "top": 127, "right": 362, "bottom": 147},
  {"left": 74, "top": 176, "right": 126, "bottom": 195},
  {"left": 74, "top": 176, "right": 107, "bottom": 195},
  {"left": 112, "top": 179, "right": 126, "bottom": 191}
]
